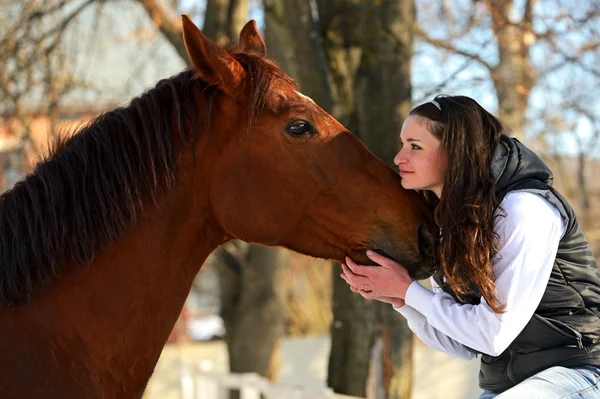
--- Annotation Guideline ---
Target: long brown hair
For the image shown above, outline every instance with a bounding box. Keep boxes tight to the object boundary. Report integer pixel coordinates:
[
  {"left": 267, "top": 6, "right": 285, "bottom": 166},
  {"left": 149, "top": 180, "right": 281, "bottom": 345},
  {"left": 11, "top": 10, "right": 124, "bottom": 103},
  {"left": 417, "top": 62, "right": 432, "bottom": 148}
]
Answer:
[{"left": 410, "top": 95, "right": 505, "bottom": 314}]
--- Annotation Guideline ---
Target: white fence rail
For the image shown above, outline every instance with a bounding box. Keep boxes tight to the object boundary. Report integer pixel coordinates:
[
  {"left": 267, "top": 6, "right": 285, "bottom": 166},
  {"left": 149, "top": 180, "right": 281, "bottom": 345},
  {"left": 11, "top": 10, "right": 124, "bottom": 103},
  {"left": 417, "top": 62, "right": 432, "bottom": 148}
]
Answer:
[{"left": 180, "top": 366, "right": 363, "bottom": 399}]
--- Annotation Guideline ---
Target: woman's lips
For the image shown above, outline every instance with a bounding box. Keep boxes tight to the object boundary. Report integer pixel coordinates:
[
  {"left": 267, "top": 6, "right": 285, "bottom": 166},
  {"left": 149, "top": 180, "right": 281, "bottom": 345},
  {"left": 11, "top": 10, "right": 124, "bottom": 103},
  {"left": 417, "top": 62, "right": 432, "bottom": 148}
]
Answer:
[{"left": 399, "top": 170, "right": 414, "bottom": 176}]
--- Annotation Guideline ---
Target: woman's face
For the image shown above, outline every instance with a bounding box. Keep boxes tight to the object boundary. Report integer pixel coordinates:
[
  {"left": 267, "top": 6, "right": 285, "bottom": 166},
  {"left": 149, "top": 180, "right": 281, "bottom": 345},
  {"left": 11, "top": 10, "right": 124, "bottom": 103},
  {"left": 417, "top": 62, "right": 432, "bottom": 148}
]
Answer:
[{"left": 394, "top": 115, "right": 448, "bottom": 198}]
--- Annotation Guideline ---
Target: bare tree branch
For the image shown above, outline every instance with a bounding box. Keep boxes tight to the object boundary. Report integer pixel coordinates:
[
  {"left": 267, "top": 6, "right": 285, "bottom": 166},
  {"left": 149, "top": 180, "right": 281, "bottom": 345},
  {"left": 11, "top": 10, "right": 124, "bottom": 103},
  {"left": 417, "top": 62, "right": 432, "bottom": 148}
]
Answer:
[
  {"left": 136, "top": 0, "right": 190, "bottom": 66},
  {"left": 415, "top": 25, "right": 494, "bottom": 70},
  {"left": 415, "top": 39, "right": 495, "bottom": 102}
]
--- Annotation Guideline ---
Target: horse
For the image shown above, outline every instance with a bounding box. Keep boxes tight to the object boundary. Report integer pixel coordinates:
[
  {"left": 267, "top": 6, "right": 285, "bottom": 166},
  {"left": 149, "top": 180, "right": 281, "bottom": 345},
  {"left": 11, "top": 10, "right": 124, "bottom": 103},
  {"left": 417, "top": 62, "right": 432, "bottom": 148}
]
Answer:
[{"left": 0, "top": 15, "right": 435, "bottom": 398}]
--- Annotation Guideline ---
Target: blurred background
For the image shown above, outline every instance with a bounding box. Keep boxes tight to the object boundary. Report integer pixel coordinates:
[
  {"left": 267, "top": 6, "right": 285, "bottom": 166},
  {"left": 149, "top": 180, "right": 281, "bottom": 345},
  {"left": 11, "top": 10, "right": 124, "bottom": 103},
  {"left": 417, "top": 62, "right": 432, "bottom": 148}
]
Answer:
[{"left": 1, "top": 1, "right": 599, "bottom": 398}]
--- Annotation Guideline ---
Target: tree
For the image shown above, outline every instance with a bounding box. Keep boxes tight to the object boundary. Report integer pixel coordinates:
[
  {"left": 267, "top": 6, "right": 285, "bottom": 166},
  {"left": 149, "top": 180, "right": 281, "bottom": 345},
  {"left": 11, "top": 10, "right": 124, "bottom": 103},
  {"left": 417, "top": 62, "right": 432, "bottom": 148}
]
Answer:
[
  {"left": 416, "top": 0, "right": 600, "bottom": 141},
  {"left": 261, "top": 1, "right": 418, "bottom": 396},
  {"left": 0, "top": 1, "right": 102, "bottom": 190},
  {"left": 316, "top": 1, "right": 417, "bottom": 397},
  {"left": 262, "top": 0, "right": 334, "bottom": 109}
]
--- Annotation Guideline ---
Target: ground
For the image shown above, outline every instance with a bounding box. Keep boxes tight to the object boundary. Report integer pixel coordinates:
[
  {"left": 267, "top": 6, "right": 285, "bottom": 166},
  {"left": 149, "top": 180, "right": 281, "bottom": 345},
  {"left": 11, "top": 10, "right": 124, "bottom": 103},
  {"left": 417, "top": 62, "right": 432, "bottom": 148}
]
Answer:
[{"left": 143, "top": 334, "right": 482, "bottom": 399}]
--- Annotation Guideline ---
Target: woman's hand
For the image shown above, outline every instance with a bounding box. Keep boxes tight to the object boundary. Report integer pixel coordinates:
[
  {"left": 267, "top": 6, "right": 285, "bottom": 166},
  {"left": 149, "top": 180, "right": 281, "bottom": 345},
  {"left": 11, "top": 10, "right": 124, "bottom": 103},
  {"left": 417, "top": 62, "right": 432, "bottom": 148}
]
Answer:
[
  {"left": 340, "top": 250, "right": 414, "bottom": 302},
  {"left": 347, "top": 283, "right": 406, "bottom": 308}
]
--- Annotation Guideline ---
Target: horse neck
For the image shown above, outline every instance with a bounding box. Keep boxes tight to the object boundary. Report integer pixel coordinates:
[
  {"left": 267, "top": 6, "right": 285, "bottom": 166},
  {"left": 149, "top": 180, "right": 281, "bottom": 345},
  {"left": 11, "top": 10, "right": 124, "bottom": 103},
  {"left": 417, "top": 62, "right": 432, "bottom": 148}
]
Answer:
[
  {"left": 62, "top": 125, "right": 224, "bottom": 393},
  {"left": 0, "top": 112, "right": 226, "bottom": 397}
]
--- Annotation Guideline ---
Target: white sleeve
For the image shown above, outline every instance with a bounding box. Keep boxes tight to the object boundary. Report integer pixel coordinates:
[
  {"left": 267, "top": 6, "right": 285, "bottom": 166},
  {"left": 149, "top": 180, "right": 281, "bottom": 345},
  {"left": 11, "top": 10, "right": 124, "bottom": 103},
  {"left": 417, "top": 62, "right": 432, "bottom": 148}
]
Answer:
[
  {"left": 393, "top": 278, "right": 475, "bottom": 360},
  {"left": 394, "top": 278, "right": 476, "bottom": 360},
  {"left": 404, "top": 192, "right": 564, "bottom": 357}
]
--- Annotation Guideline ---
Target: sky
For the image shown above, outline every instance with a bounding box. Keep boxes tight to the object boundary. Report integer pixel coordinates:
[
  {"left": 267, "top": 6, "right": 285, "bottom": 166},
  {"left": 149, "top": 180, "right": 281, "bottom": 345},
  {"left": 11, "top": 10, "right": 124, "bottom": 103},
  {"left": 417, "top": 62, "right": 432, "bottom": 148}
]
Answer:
[{"left": 9, "top": 0, "right": 599, "bottom": 157}]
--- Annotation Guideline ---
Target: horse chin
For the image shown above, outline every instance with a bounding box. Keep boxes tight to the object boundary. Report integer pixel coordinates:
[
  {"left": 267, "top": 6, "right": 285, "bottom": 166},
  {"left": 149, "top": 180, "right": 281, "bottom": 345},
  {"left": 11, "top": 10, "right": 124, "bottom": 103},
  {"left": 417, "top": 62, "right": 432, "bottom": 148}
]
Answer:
[
  {"left": 411, "top": 268, "right": 434, "bottom": 281},
  {"left": 370, "top": 248, "right": 433, "bottom": 281}
]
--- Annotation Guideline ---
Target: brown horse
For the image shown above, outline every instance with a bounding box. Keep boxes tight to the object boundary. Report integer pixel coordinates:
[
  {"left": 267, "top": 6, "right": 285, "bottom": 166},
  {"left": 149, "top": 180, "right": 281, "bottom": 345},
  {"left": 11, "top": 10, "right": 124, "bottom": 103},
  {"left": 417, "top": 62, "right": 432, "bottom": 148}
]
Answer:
[{"left": 0, "top": 16, "right": 435, "bottom": 398}]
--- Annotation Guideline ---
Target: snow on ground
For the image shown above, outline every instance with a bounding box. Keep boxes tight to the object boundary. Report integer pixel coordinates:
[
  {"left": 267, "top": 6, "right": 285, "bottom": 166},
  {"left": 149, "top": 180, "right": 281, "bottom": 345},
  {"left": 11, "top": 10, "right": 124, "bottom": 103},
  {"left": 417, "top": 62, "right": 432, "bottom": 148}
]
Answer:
[{"left": 143, "top": 334, "right": 482, "bottom": 399}]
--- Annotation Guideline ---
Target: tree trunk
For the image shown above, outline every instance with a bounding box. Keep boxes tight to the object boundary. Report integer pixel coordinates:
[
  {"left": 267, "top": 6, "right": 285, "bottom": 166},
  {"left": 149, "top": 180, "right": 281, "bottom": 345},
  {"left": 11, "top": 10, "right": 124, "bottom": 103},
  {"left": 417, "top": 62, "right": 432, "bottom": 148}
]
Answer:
[
  {"left": 217, "top": 243, "right": 284, "bottom": 399},
  {"left": 318, "top": 0, "right": 416, "bottom": 397},
  {"left": 204, "top": 0, "right": 229, "bottom": 44},
  {"left": 263, "top": 0, "right": 334, "bottom": 110},
  {"left": 226, "top": 0, "right": 251, "bottom": 43},
  {"left": 218, "top": 243, "right": 284, "bottom": 378},
  {"left": 378, "top": 302, "right": 414, "bottom": 398},
  {"left": 486, "top": 0, "right": 535, "bottom": 140},
  {"left": 208, "top": 0, "right": 285, "bottom": 392},
  {"left": 138, "top": 0, "right": 191, "bottom": 66},
  {"left": 315, "top": 5, "right": 370, "bottom": 394},
  {"left": 354, "top": 0, "right": 414, "bottom": 167},
  {"left": 316, "top": 0, "right": 363, "bottom": 128},
  {"left": 328, "top": 276, "right": 378, "bottom": 397},
  {"left": 362, "top": 4, "right": 416, "bottom": 396}
]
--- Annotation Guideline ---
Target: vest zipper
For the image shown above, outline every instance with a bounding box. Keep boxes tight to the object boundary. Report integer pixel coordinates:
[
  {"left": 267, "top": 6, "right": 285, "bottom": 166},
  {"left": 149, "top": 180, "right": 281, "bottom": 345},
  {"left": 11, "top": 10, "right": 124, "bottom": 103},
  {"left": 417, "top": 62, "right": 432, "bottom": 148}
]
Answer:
[{"left": 552, "top": 318, "right": 584, "bottom": 349}]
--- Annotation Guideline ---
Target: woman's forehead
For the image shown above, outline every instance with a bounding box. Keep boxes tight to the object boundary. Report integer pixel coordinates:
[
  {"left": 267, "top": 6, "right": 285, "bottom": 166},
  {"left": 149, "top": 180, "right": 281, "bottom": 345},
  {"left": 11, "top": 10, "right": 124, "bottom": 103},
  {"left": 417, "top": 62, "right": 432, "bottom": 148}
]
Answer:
[{"left": 400, "top": 116, "right": 438, "bottom": 141}]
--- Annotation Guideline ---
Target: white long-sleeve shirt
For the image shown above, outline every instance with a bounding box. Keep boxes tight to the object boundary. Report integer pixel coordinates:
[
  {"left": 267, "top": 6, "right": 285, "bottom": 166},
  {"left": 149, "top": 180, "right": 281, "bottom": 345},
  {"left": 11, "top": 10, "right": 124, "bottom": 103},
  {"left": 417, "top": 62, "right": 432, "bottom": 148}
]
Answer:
[{"left": 395, "top": 191, "right": 565, "bottom": 360}]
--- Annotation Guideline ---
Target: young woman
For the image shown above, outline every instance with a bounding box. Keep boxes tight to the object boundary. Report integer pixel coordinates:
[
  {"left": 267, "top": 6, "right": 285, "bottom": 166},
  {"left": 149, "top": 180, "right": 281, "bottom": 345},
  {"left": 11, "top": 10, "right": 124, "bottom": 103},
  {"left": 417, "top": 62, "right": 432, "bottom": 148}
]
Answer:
[{"left": 340, "top": 95, "right": 600, "bottom": 398}]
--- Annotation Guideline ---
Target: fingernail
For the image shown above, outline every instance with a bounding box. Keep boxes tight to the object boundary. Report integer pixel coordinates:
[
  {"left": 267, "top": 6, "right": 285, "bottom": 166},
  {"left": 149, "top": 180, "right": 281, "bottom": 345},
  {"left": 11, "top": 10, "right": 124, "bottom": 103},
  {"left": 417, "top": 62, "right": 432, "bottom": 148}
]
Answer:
[{"left": 366, "top": 250, "right": 373, "bottom": 256}]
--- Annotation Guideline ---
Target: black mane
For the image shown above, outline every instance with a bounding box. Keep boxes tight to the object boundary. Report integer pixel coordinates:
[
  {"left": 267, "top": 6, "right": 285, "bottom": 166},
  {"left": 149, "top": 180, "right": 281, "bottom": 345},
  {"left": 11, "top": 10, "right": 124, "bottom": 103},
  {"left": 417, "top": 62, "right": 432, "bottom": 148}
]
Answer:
[
  {"left": 0, "top": 49, "right": 294, "bottom": 306},
  {"left": 0, "top": 69, "right": 199, "bottom": 306}
]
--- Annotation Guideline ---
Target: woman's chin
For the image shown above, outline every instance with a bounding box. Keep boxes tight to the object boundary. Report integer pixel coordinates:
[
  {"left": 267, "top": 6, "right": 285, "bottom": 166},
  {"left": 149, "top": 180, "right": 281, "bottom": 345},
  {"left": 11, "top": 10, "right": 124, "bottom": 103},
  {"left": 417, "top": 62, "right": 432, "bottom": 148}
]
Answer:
[
  {"left": 401, "top": 179, "right": 429, "bottom": 192},
  {"left": 400, "top": 180, "right": 416, "bottom": 190}
]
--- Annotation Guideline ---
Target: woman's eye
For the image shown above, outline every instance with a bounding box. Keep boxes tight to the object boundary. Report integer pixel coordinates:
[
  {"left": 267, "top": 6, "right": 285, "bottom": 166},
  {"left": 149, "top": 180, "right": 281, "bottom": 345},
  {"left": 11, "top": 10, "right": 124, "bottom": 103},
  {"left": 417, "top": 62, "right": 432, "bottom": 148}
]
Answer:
[
  {"left": 285, "top": 120, "right": 315, "bottom": 137},
  {"left": 411, "top": 144, "right": 421, "bottom": 150}
]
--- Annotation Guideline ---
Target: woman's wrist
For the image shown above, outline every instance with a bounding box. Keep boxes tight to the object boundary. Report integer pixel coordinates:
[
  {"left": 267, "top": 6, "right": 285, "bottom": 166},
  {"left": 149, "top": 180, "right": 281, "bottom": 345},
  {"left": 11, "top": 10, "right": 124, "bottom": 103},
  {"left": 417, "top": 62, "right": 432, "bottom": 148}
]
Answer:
[
  {"left": 392, "top": 298, "right": 406, "bottom": 308},
  {"left": 399, "top": 278, "right": 414, "bottom": 300}
]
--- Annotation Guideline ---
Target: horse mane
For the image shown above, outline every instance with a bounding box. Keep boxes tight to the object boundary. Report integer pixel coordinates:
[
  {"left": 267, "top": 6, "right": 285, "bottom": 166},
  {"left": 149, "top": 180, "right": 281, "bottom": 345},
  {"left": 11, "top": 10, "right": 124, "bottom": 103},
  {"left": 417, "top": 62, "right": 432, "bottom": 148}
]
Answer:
[{"left": 0, "top": 49, "right": 294, "bottom": 306}]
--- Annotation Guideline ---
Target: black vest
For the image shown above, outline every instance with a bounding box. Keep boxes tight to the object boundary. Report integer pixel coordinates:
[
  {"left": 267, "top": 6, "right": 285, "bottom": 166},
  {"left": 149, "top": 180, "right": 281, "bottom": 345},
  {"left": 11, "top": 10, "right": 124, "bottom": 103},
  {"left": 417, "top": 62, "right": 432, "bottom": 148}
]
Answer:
[{"left": 435, "top": 136, "right": 600, "bottom": 393}]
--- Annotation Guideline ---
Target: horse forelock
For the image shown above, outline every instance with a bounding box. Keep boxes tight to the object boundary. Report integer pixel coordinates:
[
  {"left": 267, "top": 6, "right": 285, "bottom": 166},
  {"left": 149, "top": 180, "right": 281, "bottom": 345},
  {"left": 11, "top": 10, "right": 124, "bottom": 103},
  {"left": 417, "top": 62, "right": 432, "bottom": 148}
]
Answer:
[{"left": 228, "top": 49, "right": 297, "bottom": 129}]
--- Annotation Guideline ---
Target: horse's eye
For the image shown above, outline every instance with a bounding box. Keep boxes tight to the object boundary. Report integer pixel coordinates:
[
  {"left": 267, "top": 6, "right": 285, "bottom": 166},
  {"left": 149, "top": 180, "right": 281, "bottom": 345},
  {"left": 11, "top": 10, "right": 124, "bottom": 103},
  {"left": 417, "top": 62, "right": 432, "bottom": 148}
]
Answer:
[{"left": 285, "top": 120, "right": 315, "bottom": 137}]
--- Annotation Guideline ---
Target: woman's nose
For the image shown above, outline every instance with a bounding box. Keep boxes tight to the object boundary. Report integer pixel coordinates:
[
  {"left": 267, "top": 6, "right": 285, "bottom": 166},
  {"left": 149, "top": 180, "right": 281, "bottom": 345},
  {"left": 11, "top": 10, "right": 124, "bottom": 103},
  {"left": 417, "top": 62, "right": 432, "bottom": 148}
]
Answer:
[{"left": 394, "top": 150, "right": 407, "bottom": 166}]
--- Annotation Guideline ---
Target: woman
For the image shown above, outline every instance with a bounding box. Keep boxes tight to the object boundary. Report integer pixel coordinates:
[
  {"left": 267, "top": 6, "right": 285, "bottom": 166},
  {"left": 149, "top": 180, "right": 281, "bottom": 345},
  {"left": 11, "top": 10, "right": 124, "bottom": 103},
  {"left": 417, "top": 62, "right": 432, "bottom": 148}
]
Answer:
[{"left": 340, "top": 95, "right": 600, "bottom": 398}]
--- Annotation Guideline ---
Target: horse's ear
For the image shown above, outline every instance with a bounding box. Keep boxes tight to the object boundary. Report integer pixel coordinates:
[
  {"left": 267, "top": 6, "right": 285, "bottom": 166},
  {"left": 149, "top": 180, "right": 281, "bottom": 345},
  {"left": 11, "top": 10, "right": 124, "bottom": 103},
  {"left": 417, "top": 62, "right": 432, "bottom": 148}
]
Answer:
[
  {"left": 181, "top": 15, "right": 243, "bottom": 95},
  {"left": 238, "top": 20, "right": 266, "bottom": 57}
]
